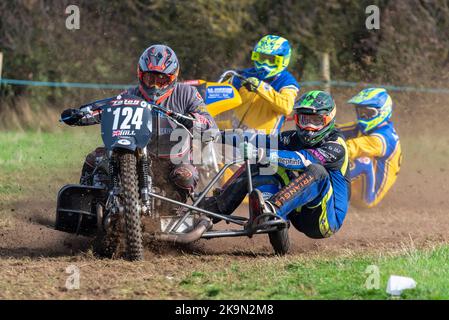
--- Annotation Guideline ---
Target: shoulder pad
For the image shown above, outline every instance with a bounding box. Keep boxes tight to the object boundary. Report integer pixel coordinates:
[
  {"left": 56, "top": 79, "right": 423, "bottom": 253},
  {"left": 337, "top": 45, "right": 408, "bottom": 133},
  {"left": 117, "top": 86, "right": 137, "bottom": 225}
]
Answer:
[{"left": 280, "top": 130, "right": 297, "bottom": 146}]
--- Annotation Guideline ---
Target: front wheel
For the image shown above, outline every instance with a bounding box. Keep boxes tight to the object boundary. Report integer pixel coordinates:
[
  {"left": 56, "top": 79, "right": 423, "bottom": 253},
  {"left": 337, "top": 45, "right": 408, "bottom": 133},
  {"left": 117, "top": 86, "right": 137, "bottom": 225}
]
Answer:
[
  {"left": 119, "top": 153, "right": 144, "bottom": 261},
  {"left": 269, "top": 226, "right": 290, "bottom": 256}
]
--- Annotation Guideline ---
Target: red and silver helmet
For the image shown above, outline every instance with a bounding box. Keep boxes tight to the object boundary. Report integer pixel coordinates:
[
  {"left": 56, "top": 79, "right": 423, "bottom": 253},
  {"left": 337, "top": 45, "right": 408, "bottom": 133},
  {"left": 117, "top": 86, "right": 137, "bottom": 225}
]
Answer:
[{"left": 137, "top": 44, "right": 180, "bottom": 102}]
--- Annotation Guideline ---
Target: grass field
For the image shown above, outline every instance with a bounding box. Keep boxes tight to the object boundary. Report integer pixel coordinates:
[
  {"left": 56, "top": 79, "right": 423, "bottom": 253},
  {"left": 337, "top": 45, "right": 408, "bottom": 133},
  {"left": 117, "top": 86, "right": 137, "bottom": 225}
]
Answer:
[
  {"left": 0, "top": 128, "right": 100, "bottom": 202},
  {"left": 0, "top": 129, "right": 448, "bottom": 299},
  {"left": 179, "top": 245, "right": 449, "bottom": 300},
  {"left": 1, "top": 242, "right": 448, "bottom": 299}
]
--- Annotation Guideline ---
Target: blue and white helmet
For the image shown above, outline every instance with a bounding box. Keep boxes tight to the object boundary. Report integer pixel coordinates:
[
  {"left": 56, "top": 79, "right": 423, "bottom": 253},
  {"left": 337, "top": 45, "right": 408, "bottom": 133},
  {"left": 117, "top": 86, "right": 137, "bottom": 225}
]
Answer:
[
  {"left": 251, "top": 35, "right": 292, "bottom": 79},
  {"left": 348, "top": 88, "right": 393, "bottom": 133}
]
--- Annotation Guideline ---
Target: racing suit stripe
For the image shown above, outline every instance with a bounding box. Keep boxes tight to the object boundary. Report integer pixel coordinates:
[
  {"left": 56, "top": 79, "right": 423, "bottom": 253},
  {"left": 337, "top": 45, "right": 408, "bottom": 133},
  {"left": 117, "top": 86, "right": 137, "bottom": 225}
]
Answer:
[
  {"left": 275, "top": 166, "right": 291, "bottom": 186},
  {"left": 337, "top": 137, "right": 349, "bottom": 176},
  {"left": 351, "top": 157, "right": 377, "bottom": 206},
  {"left": 318, "top": 183, "right": 334, "bottom": 238},
  {"left": 371, "top": 133, "right": 387, "bottom": 157},
  {"left": 279, "top": 85, "right": 300, "bottom": 92},
  {"left": 375, "top": 142, "right": 400, "bottom": 200},
  {"left": 271, "top": 149, "right": 318, "bottom": 170},
  {"left": 274, "top": 115, "right": 285, "bottom": 132}
]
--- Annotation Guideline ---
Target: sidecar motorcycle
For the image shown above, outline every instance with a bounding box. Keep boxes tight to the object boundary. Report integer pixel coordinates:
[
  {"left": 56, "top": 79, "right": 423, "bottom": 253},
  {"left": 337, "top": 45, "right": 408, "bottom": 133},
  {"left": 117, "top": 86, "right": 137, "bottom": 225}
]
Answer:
[{"left": 55, "top": 75, "right": 290, "bottom": 261}]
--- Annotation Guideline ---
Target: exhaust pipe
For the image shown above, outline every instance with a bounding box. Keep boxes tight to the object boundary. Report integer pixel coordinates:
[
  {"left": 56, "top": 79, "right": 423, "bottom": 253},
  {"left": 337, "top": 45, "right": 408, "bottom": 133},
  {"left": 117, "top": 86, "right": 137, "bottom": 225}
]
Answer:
[
  {"left": 154, "top": 217, "right": 212, "bottom": 244},
  {"left": 96, "top": 203, "right": 104, "bottom": 231}
]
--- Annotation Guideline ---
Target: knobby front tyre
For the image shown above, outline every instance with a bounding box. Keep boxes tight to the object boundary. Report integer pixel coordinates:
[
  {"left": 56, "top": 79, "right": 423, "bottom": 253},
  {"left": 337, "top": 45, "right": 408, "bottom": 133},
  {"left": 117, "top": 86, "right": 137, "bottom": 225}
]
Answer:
[{"left": 119, "top": 153, "right": 144, "bottom": 261}]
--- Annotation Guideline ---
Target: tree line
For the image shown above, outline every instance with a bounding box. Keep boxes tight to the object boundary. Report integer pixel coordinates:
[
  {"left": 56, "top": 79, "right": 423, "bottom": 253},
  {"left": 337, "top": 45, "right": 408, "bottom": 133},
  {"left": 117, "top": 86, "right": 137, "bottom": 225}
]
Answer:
[{"left": 0, "top": 0, "right": 448, "bottom": 107}]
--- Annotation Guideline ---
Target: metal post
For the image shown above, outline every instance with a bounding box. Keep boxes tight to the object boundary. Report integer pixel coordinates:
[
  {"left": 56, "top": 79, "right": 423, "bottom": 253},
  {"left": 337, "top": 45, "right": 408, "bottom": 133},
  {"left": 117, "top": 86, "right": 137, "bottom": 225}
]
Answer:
[
  {"left": 243, "top": 138, "right": 253, "bottom": 193},
  {"left": 0, "top": 52, "right": 3, "bottom": 80},
  {"left": 321, "top": 52, "right": 331, "bottom": 93}
]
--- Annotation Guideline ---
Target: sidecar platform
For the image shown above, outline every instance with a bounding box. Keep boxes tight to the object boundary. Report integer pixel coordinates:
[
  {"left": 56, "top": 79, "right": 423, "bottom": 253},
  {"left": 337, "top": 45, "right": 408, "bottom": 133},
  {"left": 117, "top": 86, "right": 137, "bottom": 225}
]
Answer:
[{"left": 55, "top": 184, "right": 107, "bottom": 236}]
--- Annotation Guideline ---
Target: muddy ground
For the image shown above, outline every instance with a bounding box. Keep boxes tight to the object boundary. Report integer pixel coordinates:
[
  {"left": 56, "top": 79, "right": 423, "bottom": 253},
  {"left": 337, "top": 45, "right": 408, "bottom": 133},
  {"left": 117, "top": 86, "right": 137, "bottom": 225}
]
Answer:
[{"left": 2, "top": 158, "right": 448, "bottom": 260}]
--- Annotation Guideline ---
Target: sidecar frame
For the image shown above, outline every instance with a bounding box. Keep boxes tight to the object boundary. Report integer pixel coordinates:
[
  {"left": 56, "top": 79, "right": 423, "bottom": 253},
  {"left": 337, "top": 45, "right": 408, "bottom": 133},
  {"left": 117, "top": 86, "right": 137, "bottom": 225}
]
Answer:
[
  {"left": 55, "top": 184, "right": 107, "bottom": 236},
  {"left": 147, "top": 157, "right": 288, "bottom": 241},
  {"left": 55, "top": 158, "right": 287, "bottom": 241}
]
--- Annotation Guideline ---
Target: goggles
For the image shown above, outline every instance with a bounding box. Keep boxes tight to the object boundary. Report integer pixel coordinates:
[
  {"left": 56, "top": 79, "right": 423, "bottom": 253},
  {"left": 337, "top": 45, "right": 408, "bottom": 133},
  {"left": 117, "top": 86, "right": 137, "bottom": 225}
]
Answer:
[
  {"left": 141, "top": 71, "right": 176, "bottom": 88},
  {"left": 294, "top": 109, "right": 335, "bottom": 132},
  {"left": 356, "top": 106, "right": 379, "bottom": 120},
  {"left": 251, "top": 51, "right": 283, "bottom": 67}
]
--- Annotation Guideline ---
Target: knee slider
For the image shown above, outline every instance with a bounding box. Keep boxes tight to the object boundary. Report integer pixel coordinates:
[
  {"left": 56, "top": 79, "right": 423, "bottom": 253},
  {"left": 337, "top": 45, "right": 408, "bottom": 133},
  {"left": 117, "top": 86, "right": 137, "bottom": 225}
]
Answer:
[
  {"left": 85, "top": 147, "right": 106, "bottom": 169},
  {"left": 306, "top": 163, "right": 329, "bottom": 180},
  {"left": 170, "top": 164, "right": 199, "bottom": 192}
]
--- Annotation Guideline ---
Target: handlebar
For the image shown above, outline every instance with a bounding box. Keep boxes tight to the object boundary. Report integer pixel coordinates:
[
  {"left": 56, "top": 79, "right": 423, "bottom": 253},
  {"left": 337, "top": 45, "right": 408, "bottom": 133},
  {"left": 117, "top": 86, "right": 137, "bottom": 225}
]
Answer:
[
  {"left": 143, "top": 102, "right": 195, "bottom": 138},
  {"left": 151, "top": 103, "right": 194, "bottom": 121},
  {"left": 217, "top": 70, "right": 245, "bottom": 83},
  {"left": 59, "top": 108, "right": 89, "bottom": 123},
  {"left": 60, "top": 96, "right": 195, "bottom": 133}
]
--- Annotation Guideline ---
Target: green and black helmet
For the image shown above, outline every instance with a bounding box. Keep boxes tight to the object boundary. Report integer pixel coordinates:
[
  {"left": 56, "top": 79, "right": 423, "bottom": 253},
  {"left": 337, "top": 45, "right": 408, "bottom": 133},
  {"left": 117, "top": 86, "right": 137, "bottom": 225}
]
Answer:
[{"left": 293, "top": 90, "right": 337, "bottom": 147}]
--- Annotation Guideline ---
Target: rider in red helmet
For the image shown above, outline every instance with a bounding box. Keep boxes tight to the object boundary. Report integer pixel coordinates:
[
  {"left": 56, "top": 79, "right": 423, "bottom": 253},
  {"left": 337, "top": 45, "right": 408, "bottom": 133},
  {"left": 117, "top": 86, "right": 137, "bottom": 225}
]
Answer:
[
  {"left": 135, "top": 44, "right": 180, "bottom": 103},
  {"left": 61, "top": 44, "right": 216, "bottom": 199}
]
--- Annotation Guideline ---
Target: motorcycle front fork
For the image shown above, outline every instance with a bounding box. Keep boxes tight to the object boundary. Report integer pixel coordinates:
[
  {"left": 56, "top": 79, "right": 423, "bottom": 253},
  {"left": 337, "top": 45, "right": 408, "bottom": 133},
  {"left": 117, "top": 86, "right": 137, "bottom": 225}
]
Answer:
[
  {"left": 137, "top": 147, "right": 153, "bottom": 216},
  {"left": 106, "top": 148, "right": 153, "bottom": 217},
  {"left": 106, "top": 152, "right": 121, "bottom": 216}
]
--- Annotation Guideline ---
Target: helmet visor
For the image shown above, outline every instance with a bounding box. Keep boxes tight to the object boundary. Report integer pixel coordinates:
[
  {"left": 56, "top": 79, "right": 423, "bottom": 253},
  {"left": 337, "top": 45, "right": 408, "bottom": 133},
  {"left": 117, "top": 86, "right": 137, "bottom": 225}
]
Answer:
[
  {"left": 142, "top": 71, "right": 176, "bottom": 89},
  {"left": 251, "top": 51, "right": 282, "bottom": 67},
  {"left": 356, "top": 106, "right": 379, "bottom": 120},
  {"left": 295, "top": 113, "right": 327, "bottom": 131},
  {"left": 295, "top": 106, "right": 336, "bottom": 131}
]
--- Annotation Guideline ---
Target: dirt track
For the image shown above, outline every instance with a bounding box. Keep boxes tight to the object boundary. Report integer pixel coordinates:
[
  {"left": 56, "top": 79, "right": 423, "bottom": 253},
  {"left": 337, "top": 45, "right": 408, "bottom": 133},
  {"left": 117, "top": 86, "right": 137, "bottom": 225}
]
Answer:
[{"left": 2, "top": 143, "right": 448, "bottom": 261}]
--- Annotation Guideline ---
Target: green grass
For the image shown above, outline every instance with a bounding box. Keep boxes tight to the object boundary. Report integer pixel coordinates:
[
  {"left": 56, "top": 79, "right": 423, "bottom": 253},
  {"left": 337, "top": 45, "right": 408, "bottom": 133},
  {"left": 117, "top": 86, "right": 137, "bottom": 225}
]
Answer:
[
  {"left": 180, "top": 245, "right": 449, "bottom": 299},
  {"left": 0, "top": 129, "right": 100, "bottom": 173},
  {"left": 0, "top": 129, "right": 100, "bottom": 202}
]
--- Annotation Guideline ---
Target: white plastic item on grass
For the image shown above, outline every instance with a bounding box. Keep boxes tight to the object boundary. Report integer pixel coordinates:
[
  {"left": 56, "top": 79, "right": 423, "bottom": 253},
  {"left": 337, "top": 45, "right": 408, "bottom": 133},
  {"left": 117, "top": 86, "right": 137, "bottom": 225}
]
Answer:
[{"left": 386, "top": 275, "right": 417, "bottom": 296}]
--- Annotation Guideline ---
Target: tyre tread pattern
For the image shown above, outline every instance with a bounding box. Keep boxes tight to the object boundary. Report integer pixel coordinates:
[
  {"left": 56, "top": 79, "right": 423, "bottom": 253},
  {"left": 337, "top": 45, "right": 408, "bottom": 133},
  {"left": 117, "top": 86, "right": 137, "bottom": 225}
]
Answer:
[
  {"left": 120, "top": 153, "right": 144, "bottom": 261},
  {"left": 269, "top": 227, "right": 290, "bottom": 256}
]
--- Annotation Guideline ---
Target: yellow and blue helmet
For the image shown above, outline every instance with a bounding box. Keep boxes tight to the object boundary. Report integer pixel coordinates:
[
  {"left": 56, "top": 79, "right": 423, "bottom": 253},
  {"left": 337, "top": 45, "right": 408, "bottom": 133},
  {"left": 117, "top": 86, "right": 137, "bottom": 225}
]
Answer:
[
  {"left": 251, "top": 35, "right": 291, "bottom": 79},
  {"left": 348, "top": 88, "right": 393, "bottom": 134}
]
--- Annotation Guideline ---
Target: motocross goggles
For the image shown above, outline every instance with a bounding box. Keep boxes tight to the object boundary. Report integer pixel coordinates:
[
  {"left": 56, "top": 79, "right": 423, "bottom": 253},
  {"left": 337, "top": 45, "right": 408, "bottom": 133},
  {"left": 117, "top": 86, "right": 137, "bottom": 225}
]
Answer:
[
  {"left": 294, "top": 110, "right": 335, "bottom": 132},
  {"left": 356, "top": 106, "right": 379, "bottom": 120},
  {"left": 141, "top": 71, "right": 176, "bottom": 89},
  {"left": 251, "top": 51, "right": 283, "bottom": 68}
]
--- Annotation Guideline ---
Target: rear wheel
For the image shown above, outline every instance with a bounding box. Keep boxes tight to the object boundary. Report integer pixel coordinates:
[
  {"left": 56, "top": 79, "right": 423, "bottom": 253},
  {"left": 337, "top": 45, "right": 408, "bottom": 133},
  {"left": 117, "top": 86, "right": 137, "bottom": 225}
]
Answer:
[
  {"left": 119, "top": 153, "right": 144, "bottom": 261},
  {"left": 269, "top": 226, "right": 290, "bottom": 256}
]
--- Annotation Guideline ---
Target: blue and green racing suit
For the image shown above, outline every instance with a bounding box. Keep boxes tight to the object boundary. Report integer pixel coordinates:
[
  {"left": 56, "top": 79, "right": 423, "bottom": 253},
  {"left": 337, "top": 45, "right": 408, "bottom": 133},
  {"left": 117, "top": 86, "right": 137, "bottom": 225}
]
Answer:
[{"left": 212, "top": 129, "right": 350, "bottom": 239}]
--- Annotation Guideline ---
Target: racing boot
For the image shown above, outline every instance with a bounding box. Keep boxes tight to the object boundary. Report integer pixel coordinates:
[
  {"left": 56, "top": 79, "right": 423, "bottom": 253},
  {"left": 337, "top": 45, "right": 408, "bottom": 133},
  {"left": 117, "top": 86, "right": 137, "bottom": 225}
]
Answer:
[
  {"left": 247, "top": 189, "right": 285, "bottom": 231},
  {"left": 198, "top": 196, "right": 224, "bottom": 224}
]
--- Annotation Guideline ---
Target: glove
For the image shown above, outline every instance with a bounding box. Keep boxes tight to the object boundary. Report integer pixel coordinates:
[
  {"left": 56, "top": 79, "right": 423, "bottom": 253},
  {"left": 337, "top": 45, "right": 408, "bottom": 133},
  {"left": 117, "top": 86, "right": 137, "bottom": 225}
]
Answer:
[
  {"left": 60, "top": 108, "right": 83, "bottom": 125},
  {"left": 239, "top": 142, "right": 263, "bottom": 161},
  {"left": 170, "top": 112, "right": 195, "bottom": 129},
  {"left": 239, "top": 142, "right": 274, "bottom": 167},
  {"left": 241, "top": 77, "right": 261, "bottom": 92}
]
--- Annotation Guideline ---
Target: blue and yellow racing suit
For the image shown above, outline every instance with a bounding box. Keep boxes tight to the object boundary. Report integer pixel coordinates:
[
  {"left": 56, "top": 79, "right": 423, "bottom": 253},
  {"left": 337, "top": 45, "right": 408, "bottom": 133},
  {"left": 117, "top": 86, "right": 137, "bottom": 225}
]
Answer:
[
  {"left": 226, "top": 68, "right": 300, "bottom": 133},
  {"left": 338, "top": 121, "right": 402, "bottom": 208},
  {"left": 212, "top": 129, "right": 350, "bottom": 239}
]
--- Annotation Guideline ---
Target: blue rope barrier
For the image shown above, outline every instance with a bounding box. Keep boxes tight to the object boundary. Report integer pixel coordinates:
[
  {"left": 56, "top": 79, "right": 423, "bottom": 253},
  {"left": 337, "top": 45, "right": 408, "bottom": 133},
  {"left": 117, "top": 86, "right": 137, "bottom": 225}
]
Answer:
[
  {"left": 0, "top": 78, "right": 133, "bottom": 90},
  {"left": 1, "top": 78, "right": 449, "bottom": 94},
  {"left": 329, "top": 80, "right": 449, "bottom": 94}
]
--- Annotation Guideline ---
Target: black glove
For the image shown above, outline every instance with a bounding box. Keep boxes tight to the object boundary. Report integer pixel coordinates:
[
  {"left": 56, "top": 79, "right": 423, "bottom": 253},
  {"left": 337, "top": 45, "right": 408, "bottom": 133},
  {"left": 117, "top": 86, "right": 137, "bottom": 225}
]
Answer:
[
  {"left": 241, "top": 77, "right": 261, "bottom": 92},
  {"left": 60, "top": 108, "right": 83, "bottom": 125},
  {"left": 170, "top": 112, "right": 195, "bottom": 129}
]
